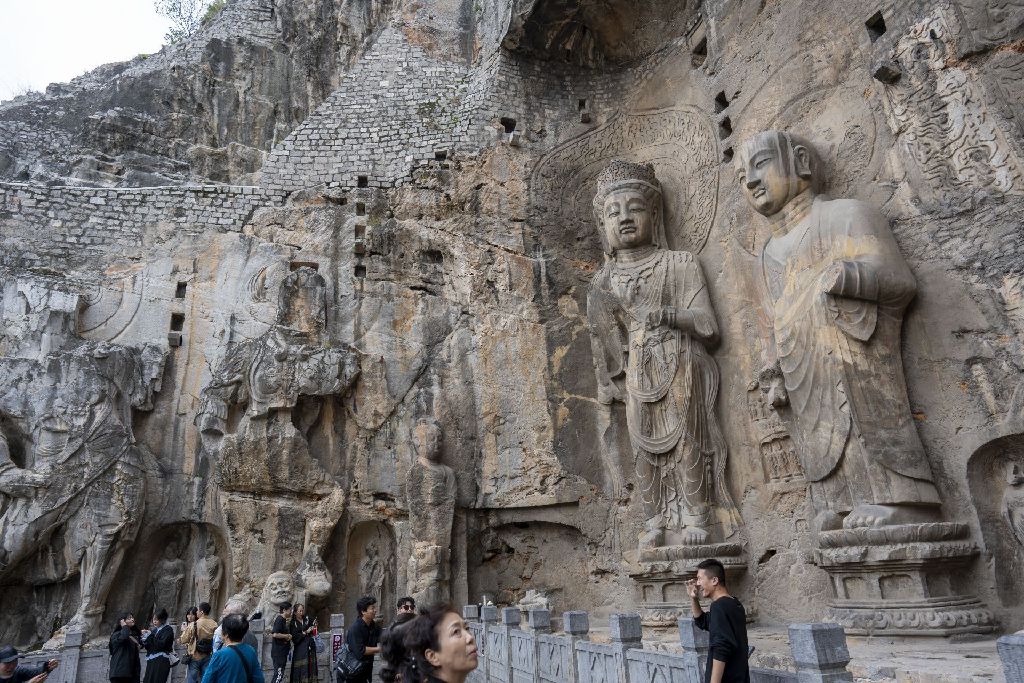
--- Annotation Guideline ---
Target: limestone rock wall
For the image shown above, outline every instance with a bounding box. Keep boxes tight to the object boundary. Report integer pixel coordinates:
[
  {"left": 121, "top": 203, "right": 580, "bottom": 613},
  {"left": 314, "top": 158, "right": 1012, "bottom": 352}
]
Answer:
[{"left": 1, "top": 0, "right": 1023, "bottom": 646}]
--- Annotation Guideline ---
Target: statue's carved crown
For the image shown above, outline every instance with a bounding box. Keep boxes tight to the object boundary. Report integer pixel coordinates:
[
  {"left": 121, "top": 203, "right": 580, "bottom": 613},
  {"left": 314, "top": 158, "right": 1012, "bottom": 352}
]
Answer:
[{"left": 594, "top": 160, "right": 662, "bottom": 202}]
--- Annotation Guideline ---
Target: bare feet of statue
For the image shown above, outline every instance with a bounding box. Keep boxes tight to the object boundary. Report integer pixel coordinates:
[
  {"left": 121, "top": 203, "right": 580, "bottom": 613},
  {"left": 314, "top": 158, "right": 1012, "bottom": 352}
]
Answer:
[
  {"left": 639, "top": 521, "right": 664, "bottom": 548},
  {"left": 842, "top": 503, "right": 940, "bottom": 529},
  {"left": 665, "top": 526, "right": 709, "bottom": 546}
]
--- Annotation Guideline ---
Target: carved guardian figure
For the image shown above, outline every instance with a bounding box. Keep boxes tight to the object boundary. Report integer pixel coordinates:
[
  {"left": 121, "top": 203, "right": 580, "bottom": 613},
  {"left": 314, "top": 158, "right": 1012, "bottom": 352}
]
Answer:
[
  {"left": 587, "top": 160, "right": 739, "bottom": 548},
  {"left": 738, "top": 131, "right": 941, "bottom": 532}
]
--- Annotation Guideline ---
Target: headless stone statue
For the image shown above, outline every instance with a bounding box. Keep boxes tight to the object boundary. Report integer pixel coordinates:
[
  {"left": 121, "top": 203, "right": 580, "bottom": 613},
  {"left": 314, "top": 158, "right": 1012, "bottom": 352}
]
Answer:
[
  {"left": 737, "top": 131, "right": 941, "bottom": 532},
  {"left": 406, "top": 417, "right": 456, "bottom": 606},
  {"left": 587, "top": 160, "right": 740, "bottom": 548}
]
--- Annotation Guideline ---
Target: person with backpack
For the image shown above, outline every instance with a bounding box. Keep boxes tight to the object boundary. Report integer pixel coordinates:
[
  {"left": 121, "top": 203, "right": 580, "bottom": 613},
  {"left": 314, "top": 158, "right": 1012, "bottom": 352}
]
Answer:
[
  {"left": 180, "top": 603, "right": 218, "bottom": 683},
  {"left": 200, "top": 615, "right": 264, "bottom": 683}
]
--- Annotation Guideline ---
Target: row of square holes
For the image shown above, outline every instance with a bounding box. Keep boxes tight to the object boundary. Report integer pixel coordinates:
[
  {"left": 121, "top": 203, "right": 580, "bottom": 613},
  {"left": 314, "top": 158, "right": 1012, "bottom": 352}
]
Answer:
[{"left": 692, "top": 10, "right": 888, "bottom": 164}]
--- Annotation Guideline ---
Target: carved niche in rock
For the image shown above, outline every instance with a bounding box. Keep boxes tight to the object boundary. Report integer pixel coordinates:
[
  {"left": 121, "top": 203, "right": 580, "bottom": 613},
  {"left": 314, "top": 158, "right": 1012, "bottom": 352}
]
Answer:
[
  {"left": 344, "top": 522, "right": 396, "bottom": 623},
  {"left": 196, "top": 266, "right": 359, "bottom": 599},
  {"left": 0, "top": 282, "right": 166, "bottom": 645},
  {"left": 587, "top": 160, "right": 741, "bottom": 550},
  {"left": 406, "top": 417, "right": 457, "bottom": 607},
  {"left": 738, "top": 131, "right": 993, "bottom": 636}
]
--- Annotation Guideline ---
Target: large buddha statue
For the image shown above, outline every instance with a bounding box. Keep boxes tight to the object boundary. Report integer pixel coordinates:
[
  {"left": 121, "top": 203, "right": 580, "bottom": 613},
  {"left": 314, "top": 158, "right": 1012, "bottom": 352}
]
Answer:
[
  {"left": 737, "top": 130, "right": 941, "bottom": 532},
  {"left": 587, "top": 160, "right": 739, "bottom": 548}
]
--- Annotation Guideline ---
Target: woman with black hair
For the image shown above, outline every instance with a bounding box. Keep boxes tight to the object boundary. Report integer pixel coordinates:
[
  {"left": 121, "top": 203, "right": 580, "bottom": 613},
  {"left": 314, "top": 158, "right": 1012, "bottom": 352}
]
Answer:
[
  {"left": 400, "top": 605, "right": 477, "bottom": 683},
  {"left": 108, "top": 612, "right": 143, "bottom": 683},
  {"left": 378, "top": 610, "right": 417, "bottom": 683},
  {"left": 142, "top": 609, "right": 175, "bottom": 683},
  {"left": 288, "top": 604, "right": 318, "bottom": 683}
]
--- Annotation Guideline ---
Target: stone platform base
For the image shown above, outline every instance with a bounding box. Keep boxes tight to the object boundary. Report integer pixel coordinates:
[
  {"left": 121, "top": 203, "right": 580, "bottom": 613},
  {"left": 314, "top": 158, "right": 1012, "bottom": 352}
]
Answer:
[
  {"left": 630, "top": 542, "right": 746, "bottom": 627},
  {"left": 815, "top": 523, "right": 994, "bottom": 637}
]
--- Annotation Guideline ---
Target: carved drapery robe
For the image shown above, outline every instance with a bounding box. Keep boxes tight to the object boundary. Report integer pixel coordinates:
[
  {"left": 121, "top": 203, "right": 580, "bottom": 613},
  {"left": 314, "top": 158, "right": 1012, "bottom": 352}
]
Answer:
[
  {"left": 760, "top": 192, "right": 939, "bottom": 513},
  {"left": 589, "top": 250, "right": 739, "bottom": 538}
]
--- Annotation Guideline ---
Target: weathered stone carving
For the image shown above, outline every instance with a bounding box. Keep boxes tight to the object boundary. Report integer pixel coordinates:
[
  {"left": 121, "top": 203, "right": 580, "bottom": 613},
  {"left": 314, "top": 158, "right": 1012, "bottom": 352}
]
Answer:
[
  {"left": 406, "top": 417, "right": 457, "bottom": 607},
  {"left": 0, "top": 282, "right": 166, "bottom": 643},
  {"left": 586, "top": 160, "right": 743, "bottom": 627},
  {"left": 587, "top": 160, "right": 740, "bottom": 548},
  {"left": 738, "top": 130, "right": 992, "bottom": 635},
  {"left": 738, "top": 131, "right": 941, "bottom": 533},
  {"left": 196, "top": 266, "right": 359, "bottom": 603},
  {"left": 1006, "top": 462, "right": 1024, "bottom": 548},
  {"left": 745, "top": 380, "right": 804, "bottom": 488},
  {"left": 881, "top": 14, "right": 1024, "bottom": 212},
  {"left": 256, "top": 570, "right": 296, "bottom": 618}
]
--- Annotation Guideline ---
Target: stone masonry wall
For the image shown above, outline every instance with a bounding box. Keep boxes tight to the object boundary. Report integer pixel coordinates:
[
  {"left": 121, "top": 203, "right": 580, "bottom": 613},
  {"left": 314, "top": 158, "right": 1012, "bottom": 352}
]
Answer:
[{"left": 0, "top": 182, "right": 286, "bottom": 275}]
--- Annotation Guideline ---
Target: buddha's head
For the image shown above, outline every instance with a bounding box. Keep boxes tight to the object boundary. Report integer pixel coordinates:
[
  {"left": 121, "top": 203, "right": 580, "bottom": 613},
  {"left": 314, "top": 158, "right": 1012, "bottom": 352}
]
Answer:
[
  {"left": 412, "top": 417, "right": 442, "bottom": 464},
  {"left": 736, "top": 131, "right": 822, "bottom": 217},
  {"left": 593, "top": 160, "right": 666, "bottom": 255}
]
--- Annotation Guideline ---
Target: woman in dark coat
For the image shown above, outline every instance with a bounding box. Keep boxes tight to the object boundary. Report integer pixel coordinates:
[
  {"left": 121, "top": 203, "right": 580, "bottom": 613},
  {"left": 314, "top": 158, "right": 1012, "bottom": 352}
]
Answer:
[
  {"left": 142, "top": 609, "right": 175, "bottom": 683},
  {"left": 288, "top": 603, "right": 318, "bottom": 683},
  {"left": 109, "top": 611, "right": 143, "bottom": 683}
]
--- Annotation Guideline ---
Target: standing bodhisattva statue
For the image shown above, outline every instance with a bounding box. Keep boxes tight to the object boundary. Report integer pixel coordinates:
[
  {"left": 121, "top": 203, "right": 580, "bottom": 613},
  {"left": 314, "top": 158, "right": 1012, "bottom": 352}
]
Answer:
[
  {"left": 737, "top": 131, "right": 941, "bottom": 532},
  {"left": 587, "top": 160, "right": 739, "bottom": 549}
]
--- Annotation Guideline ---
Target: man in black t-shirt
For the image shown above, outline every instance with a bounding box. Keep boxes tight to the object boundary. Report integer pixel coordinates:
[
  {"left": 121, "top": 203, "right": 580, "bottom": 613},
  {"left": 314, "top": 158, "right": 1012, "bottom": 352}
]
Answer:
[
  {"left": 687, "top": 559, "right": 750, "bottom": 683},
  {"left": 269, "top": 602, "right": 294, "bottom": 683},
  {"left": 344, "top": 596, "right": 381, "bottom": 683}
]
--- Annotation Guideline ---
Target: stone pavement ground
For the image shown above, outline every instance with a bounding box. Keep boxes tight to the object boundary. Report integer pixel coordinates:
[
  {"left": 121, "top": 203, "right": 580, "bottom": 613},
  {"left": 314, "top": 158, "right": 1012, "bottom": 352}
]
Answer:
[{"left": 637, "top": 625, "right": 1006, "bottom": 683}]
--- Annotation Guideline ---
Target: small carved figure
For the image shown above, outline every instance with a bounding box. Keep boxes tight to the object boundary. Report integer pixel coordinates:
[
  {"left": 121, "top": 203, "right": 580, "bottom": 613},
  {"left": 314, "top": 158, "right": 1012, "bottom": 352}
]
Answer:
[
  {"left": 406, "top": 418, "right": 456, "bottom": 606},
  {"left": 1005, "top": 462, "right": 1024, "bottom": 548},
  {"left": 737, "top": 131, "right": 941, "bottom": 532},
  {"left": 151, "top": 541, "right": 187, "bottom": 618},
  {"left": 586, "top": 160, "right": 740, "bottom": 548},
  {"left": 193, "top": 538, "right": 223, "bottom": 608}
]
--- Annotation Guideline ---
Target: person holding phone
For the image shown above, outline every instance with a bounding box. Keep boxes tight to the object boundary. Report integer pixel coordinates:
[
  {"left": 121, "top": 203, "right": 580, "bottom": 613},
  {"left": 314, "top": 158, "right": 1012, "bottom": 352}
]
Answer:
[
  {"left": 0, "top": 646, "right": 58, "bottom": 683},
  {"left": 109, "top": 612, "right": 144, "bottom": 683},
  {"left": 288, "top": 604, "right": 318, "bottom": 683}
]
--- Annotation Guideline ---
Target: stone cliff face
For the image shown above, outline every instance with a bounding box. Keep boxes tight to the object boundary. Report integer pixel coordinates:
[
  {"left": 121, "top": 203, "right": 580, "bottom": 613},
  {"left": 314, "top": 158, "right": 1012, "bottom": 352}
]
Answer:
[{"left": 1, "top": 0, "right": 1024, "bottom": 647}]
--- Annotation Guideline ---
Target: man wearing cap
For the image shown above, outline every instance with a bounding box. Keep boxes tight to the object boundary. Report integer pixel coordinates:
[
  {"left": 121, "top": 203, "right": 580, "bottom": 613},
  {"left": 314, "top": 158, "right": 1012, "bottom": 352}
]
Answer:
[{"left": 0, "top": 646, "right": 58, "bottom": 683}]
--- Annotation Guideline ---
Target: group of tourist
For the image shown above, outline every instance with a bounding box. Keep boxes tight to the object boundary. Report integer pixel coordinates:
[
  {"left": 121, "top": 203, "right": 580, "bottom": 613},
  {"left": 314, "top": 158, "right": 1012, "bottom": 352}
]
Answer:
[
  {"left": 346, "top": 597, "right": 477, "bottom": 683},
  {"left": 267, "top": 602, "right": 320, "bottom": 683}
]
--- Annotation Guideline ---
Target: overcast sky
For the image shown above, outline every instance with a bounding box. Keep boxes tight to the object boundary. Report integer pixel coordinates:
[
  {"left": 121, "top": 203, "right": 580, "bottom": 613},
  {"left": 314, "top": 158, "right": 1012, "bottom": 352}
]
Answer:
[{"left": 0, "top": 0, "right": 173, "bottom": 102}]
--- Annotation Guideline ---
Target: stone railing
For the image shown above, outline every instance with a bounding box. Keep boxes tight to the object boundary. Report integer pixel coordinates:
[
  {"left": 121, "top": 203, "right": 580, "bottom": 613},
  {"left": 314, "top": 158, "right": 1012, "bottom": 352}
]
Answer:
[
  {"left": 462, "top": 605, "right": 855, "bottom": 683},
  {"left": 16, "top": 609, "right": 1024, "bottom": 683}
]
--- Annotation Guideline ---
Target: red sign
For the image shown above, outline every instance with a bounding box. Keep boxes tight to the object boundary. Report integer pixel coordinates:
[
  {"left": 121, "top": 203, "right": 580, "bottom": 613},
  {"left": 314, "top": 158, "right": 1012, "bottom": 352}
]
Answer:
[{"left": 332, "top": 633, "right": 343, "bottom": 660}]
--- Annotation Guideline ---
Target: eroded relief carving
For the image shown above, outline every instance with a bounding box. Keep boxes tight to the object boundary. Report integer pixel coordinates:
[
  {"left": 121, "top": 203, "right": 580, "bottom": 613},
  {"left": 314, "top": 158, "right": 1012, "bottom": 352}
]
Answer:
[
  {"left": 587, "top": 160, "right": 740, "bottom": 549},
  {"left": 532, "top": 108, "right": 719, "bottom": 254},
  {"left": 881, "top": 14, "right": 1024, "bottom": 211},
  {"left": 197, "top": 266, "right": 359, "bottom": 602},
  {"left": 406, "top": 417, "right": 456, "bottom": 607},
  {"left": 956, "top": 0, "right": 1024, "bottom": 52},
  {"left": 746, "top": 380, "right": 803, "bottom": 487},
  {"left": 0, "top": 282, "right": 166, "bottom": 644},
  {"left": 1006, "top": 462, "right": 1024, "bottom": 548}
]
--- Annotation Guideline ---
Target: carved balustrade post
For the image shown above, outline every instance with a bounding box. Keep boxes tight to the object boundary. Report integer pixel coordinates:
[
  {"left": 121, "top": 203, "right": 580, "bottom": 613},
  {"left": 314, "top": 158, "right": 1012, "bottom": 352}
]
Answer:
[
  {"left": 526, "top": 609, "right": 551, "bottom": 683},
  {"left": 251, "top": 617, "right": 267, "bottom": 665},
  {"left": 55, "top": 630, "right": 84, "bottom": 683},
  {"left": 480, "top": 605, "right": 498, "bottom": 682},
  {"left": 564, "top": 611, "right": 590, "bottom": 683},
  {"left": 610, "top": 613, "right": 643, "bottom": 683},
  {"left": 998, "top": 633, "right": 1024, "bottom": 683},
  {"left": 678, "top": 617, "right": 709, "bottom": 683},
  {"left": 788, "top": 623, "right": 853, "bottom": 683}
]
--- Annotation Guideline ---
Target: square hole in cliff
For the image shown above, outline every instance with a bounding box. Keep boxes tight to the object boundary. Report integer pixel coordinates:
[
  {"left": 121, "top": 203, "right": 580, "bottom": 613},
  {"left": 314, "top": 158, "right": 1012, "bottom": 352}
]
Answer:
[
  {"left": 175, "top": 281, "right": 187, "bottom": 298},
  {"left": 500, "top": 117, "right": 517, "bottom": 134},
  {"left": 691, "top": 36, "right": 707, "bottom": 67},
  {"left": 356, "top": 202, "right": 366, "bottom": 216},
  {"left": 354, "top": 264, "right": 366, "bottom": 278},
  {"left": 866, "top": 11, "right": 887, "bottom": 42},
  {"left": 357, "top": 175, "right": 368, "bottom": 188},
  {"left": 715, "top": 91, "right": 729, "bottom": 113},
  {"left": 170, "top": 313, "right": 185, "bottom": 332}
]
